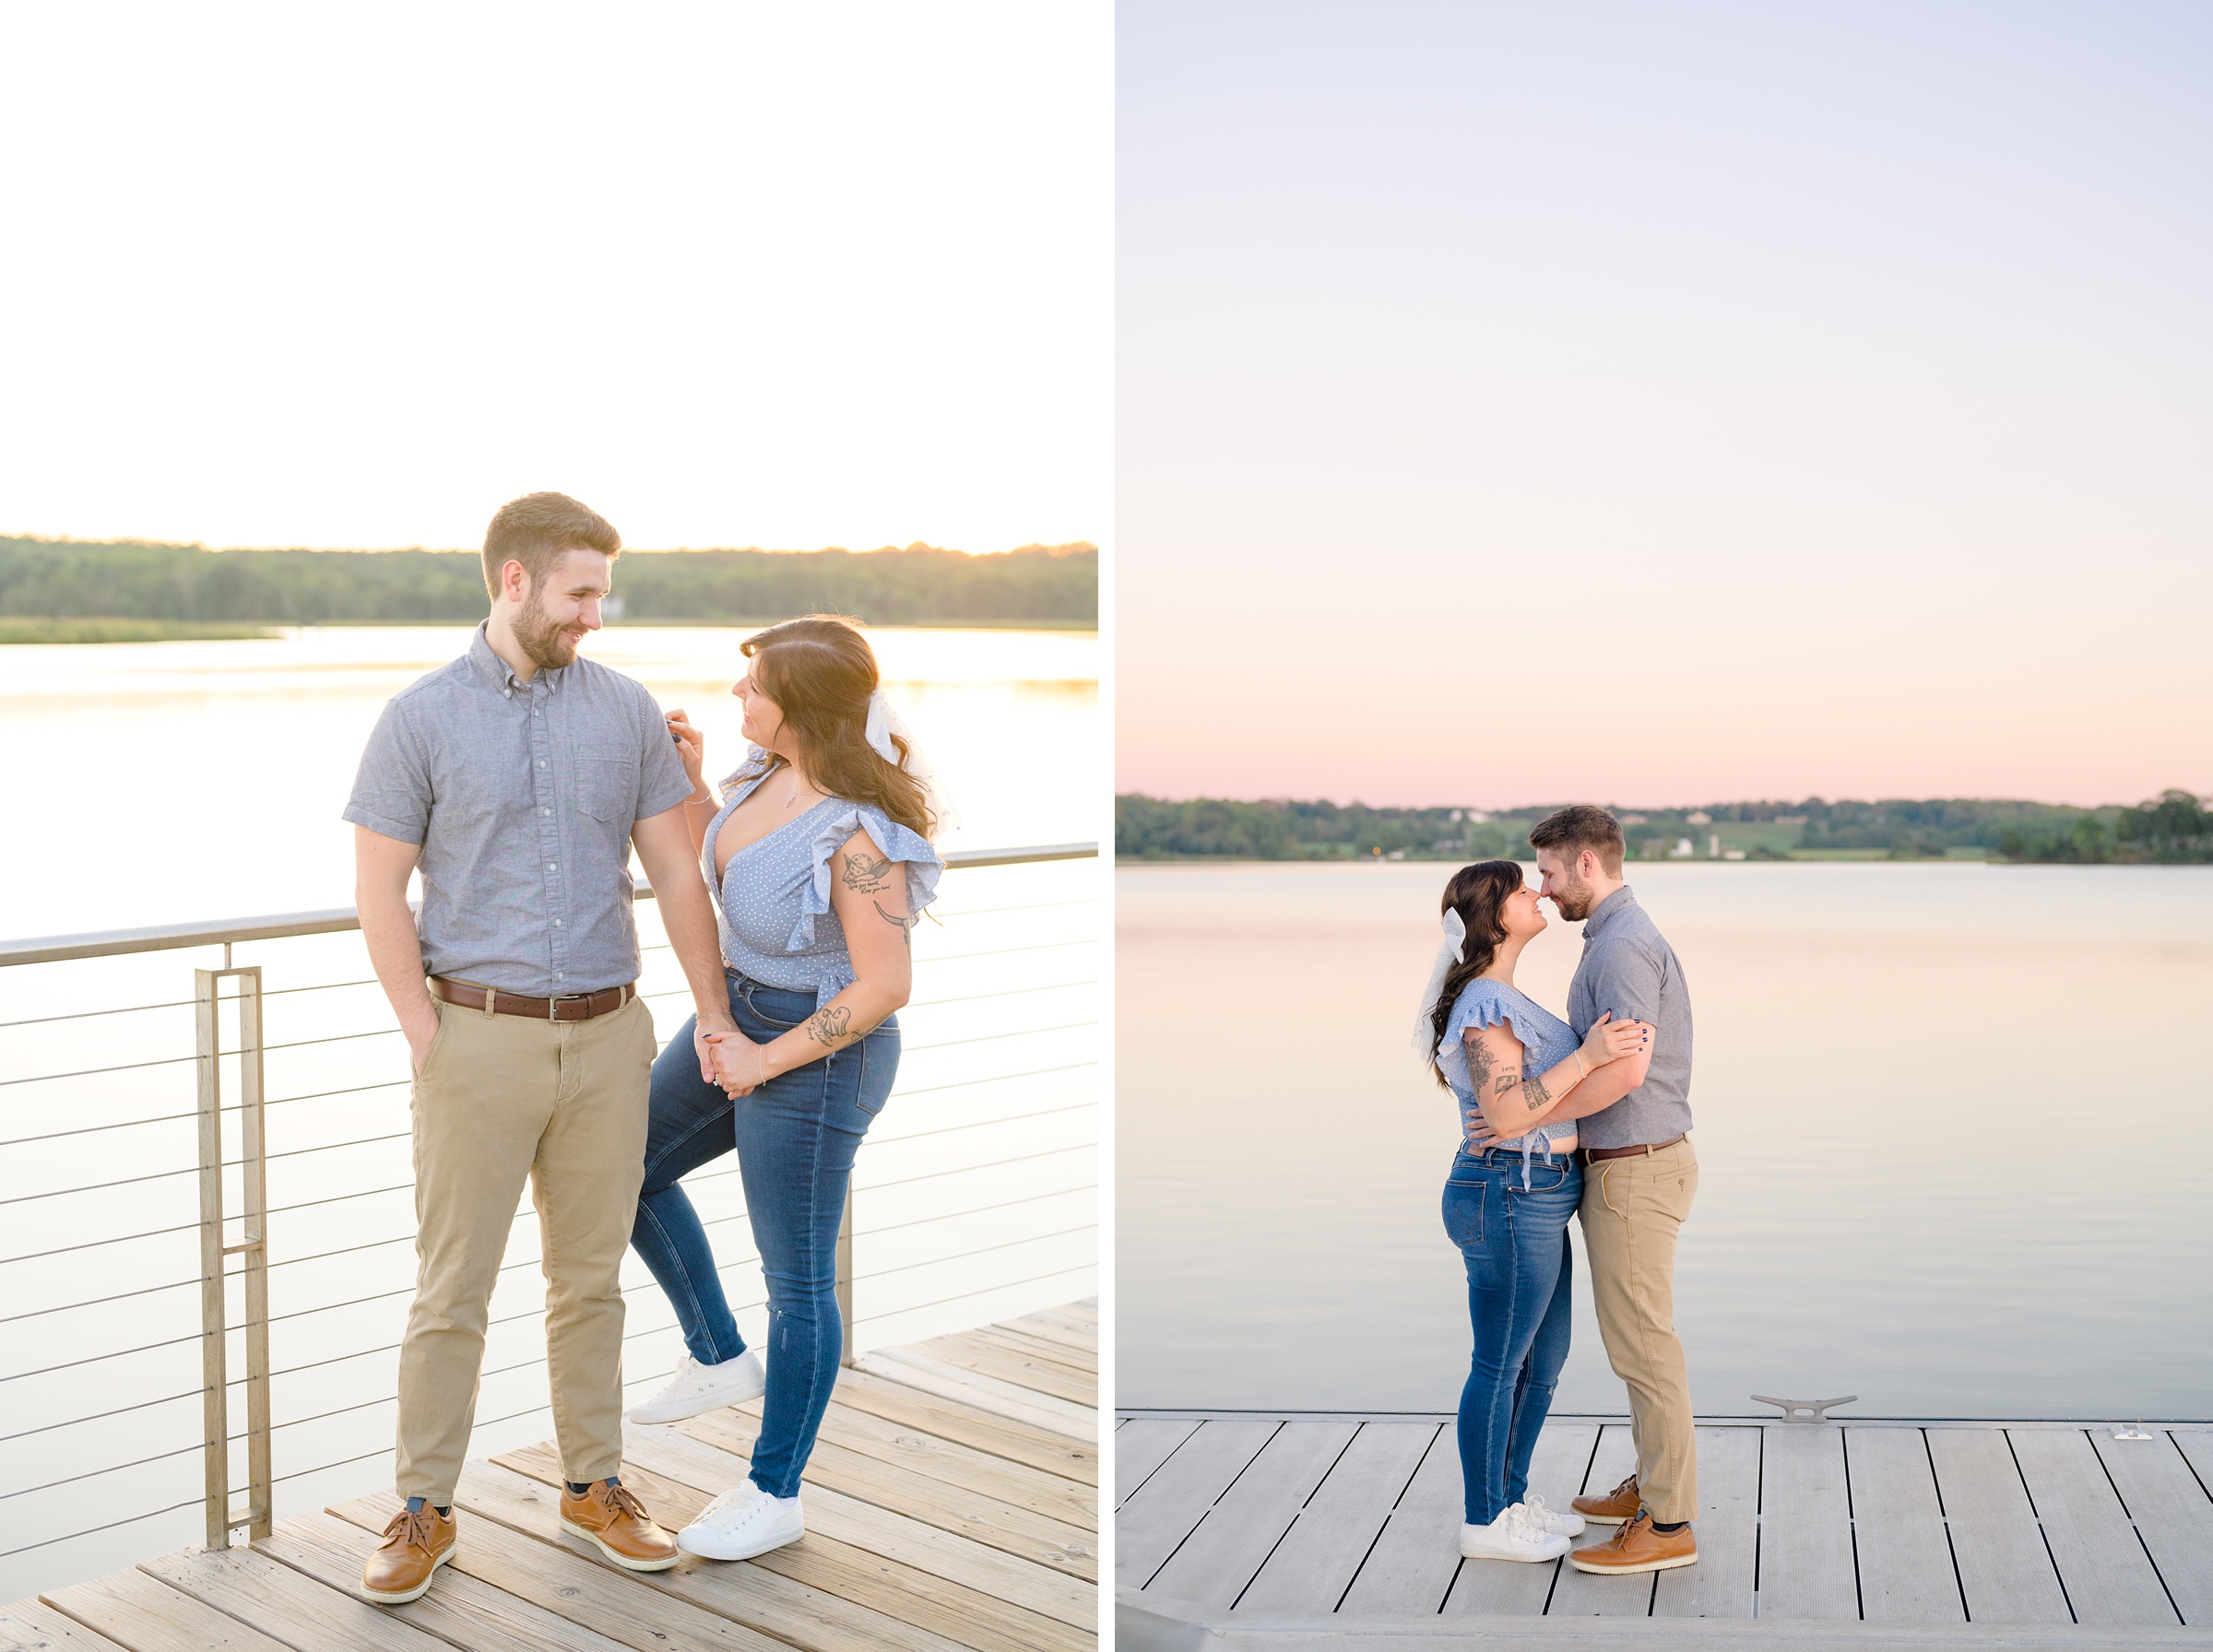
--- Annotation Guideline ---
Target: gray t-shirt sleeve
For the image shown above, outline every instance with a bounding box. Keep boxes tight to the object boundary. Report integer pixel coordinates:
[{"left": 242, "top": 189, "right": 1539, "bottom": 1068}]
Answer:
[
  {"left": 633, "top": 690, "right": 696, "bottom": 822},
  {"left": 341, "top": 700, "right": 432, "bottom": 844},
  {"left": 1587, "top": 937, "right": 1665, "bottom": 1029}
]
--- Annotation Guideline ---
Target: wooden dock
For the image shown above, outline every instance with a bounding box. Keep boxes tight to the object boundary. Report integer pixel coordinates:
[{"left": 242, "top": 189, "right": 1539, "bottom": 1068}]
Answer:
[
  {"left": 1117, "top": 1412, "right": 2213, "bottom": 1648},
  {"left": 1, "top": 1304, "right": 1097, "bottom": 1652}
]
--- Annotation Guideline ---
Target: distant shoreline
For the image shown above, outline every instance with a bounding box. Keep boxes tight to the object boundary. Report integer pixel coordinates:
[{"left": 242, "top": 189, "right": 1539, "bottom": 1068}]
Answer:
[{"left": 0, "top": 615, "right": 1096, "bottom": 644}]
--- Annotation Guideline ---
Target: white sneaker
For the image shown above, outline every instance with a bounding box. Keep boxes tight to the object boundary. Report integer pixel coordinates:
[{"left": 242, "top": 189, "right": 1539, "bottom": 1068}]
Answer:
[
  {"left": 676, "top": 1482, "right": 804, "bottom": 1561},
  {"left": 625, "top": 1351, "right": 765, "bottom": 1425},
  {"left": 1517, "top": 1493, "right": 1585, "bottom": 1538},
  {"left": 1461, "top": 1504, "right": 1572, "bottom": 1562}
]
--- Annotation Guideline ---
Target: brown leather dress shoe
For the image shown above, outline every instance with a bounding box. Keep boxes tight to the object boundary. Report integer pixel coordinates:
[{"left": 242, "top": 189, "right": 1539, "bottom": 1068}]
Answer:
[
  {"left": 361, "top": 1503, "right": 456, "bottom": 1603},
  {"left": 1568, "top": 1509, "right": 1698, "bottom": 1575},
  {"left": 561, "top": 1478, "right": 680, "bottom": 1571},
  {"left": 1571, "top": 1473, "right": 1642, "bottom": 1526}
]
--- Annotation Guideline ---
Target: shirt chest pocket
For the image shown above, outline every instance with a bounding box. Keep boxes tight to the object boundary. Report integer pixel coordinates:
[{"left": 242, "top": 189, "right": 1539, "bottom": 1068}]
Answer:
[{"left": 574, "top": 754, "right": 640, "bottom": 824}]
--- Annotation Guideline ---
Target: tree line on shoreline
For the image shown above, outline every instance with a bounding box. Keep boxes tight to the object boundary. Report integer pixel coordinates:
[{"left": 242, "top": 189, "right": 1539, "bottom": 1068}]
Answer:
[
  {"left": 0, "top": 537, "right": 1096, "bottom": 628},
  {"left": 1116, "top": 791, "right": 2213, "bottom": 865}
]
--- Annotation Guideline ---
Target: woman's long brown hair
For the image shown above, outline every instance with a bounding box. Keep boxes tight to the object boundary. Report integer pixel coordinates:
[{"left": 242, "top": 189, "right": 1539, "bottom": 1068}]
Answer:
[
  {"left": 738, "top": 615, "right": 937, "bottom": 840},
  {"left": 1428, "top": 860, "right": 1527, "bottom": 1088}
]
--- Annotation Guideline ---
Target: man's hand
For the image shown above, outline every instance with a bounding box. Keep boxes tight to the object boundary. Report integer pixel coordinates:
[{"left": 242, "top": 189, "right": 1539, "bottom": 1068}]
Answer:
[
  {"left": 403, "top": 1001, "right": 442, "bottom": 1076},
  {"left": 693, "top": 1009, "right": 739, "bottom": 1084}
]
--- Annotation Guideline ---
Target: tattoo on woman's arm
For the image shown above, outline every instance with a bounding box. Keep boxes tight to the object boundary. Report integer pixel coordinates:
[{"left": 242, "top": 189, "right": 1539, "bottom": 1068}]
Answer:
[
  {"left": 841, "top": 852, "right": 893, "bottom": 893},
  {"left": 1522, "top": 1072, "right": 1554, "bottom": 1114},
  {"left": 1465, "top": 1037, "right": 1494, "bottom": 1093},
  {"left": 803, "top": 1006, "right": 855, "bottom": 1048}
]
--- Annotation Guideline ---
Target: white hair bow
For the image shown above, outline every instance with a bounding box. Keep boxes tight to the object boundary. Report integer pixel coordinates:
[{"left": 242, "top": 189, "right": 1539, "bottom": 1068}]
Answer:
[
  {"left": 864, "top": 688, "right": 962, "bottom": 835},
  {"left": 1411, "top": 908, "right": 1467, "bottom": 1058}
]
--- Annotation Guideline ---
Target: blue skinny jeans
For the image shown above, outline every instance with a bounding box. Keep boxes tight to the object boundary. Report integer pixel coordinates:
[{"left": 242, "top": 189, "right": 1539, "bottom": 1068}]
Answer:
[
  {"left": 1442, "top": 1148, "right": 1580, "bottom": 1525},
  {"left": 630, "top": 970, "right": 897, "bottom": 1498}
]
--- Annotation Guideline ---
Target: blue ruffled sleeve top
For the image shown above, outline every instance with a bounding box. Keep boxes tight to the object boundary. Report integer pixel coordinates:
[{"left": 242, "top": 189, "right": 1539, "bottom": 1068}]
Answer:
[
  {"left": 702, "top": 751, "right": 944, "bottom": 1006},
  {"left": 1435, "top": 976, "right": 1580, "bottom": 1160}
]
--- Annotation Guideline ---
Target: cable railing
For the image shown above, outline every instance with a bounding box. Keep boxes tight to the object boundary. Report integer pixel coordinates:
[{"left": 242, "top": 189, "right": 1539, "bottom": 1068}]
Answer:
[{"left": 0, "top": 842, "right": 1097, "bottom": 1600}]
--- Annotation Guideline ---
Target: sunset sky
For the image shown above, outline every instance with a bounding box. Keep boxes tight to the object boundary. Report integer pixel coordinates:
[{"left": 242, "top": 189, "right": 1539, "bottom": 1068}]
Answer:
[
  {"left": 1118, "top": 2, "right": 2212, "bottom": 808},
  {"left": 0, "top": 3, "right": 1109, "bottom": 554}
]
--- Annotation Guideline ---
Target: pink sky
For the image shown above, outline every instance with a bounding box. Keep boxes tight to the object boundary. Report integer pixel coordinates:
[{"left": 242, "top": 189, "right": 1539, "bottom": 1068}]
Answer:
[{"left": 1117, "top": 6, "right": 2212, "bottom": 810}]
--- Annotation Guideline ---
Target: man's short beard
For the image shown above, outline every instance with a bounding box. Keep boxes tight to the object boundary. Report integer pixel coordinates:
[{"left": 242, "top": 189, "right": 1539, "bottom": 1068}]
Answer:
[
  {"left": 1552, "top": 880, "right": 1594, "bottom": 921},
  {"left": 515, "top": 588, "right": 579, "bottom": 671}
]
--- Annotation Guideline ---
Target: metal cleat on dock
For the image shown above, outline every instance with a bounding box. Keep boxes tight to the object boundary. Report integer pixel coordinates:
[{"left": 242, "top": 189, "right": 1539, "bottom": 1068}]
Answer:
[{"left": 1752, "top": 1392, "right": 1858, "bottom": 1422}]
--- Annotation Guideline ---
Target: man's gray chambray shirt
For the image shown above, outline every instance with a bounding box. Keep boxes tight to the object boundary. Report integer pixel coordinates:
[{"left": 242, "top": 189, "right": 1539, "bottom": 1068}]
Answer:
[
  {"left": 342, "top": 626, "right": 692, "bottom": 996},
  {"left": 1566, "top": 885, "right": 1695, "bottom": 1150}
]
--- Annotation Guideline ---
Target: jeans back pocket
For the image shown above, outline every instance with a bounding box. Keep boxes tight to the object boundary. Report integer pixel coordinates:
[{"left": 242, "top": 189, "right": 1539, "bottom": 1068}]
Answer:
[{"left": 1442, "top": 1175, "right": 1486, "bottom": 1249}]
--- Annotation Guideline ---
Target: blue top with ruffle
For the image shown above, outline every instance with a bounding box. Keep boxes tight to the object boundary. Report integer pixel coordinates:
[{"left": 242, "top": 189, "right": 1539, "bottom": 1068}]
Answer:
[
  {"left": 1436, "top": 976, "right": 1578, "bottom": 1174},
  {"left": 701, "top": 750, "right": 943, "bottom": 1007}
]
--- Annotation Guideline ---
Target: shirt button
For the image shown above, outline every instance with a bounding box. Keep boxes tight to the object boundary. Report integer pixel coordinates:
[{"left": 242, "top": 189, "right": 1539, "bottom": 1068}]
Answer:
[
  {"left": 538, "top": 760, "right": 547, "bottom": 769},
  {"left": 553, "top": 918, "right": 563, "bottom": 927},
  {"left": 547, "top": 862, "right": 558, "bottom": 871},
  {"left": 542, "top": 808, "right": 551, "bottom": 817}
]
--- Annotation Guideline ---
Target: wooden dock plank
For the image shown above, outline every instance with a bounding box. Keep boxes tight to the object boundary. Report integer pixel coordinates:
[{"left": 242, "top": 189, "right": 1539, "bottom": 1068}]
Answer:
[
  {"left": 672, "top": 1405, "right": 1095, "bottom": 1577},
  {"left": 138, "top": 1545, "right": 451, "bottom": 1652},
  {"left": 0, "top": 1599, "right": 132, "bottom": 1652},
  {"left": 1147, "top": 1422, "right": 1359, "bottom": 1611},
  {"left": 611, "top": 1420, "right": 1096, "bottom": 1629},
  {"left": 448, "top": 1461, "right": 977, "bottom": 1652},
  {"left": 994, "top": 1313, "right": 1097, "bottom": 1359},
  {"left": 1651, "top": 1424, "right": 1760, "bottom": 1621},
  {"left": 41, "top": 1567, "right": 302, "bottom": 1652},
  {"left": 752, "top": 1395, "right": 1095, "bottom": 1528},
  {"left": 964, "top": 1327, "right": 1097, "bottom": 1378},
  {"left": 2097, "top": 1434, "right": 2213, "bottom": 1626},
  {"left": 1444, "top": 1421, "right": 1597, "bottom": 1618},
  {"left": 1844, "top": 1427, "right": 1962, "bottom": 1624},
  {"left": 855, "top": 1347, "right": 1093, "bottom": 1439},
  {"left": 1923, "top": 1427, "right": 2070, "bottom": 1624},
  {"left": 1114, "top": 1420, "right": 1200, "bottom": 1507},
  {"left": 1116, "top": 1419, "right": 1278, "bottom": 1587},
  {"left": 329, "top": 1490, "right": 784, "bottom": 1652},
  {"left": 1237, "top": 1422, "right": 1438, "bottom": 1617},
  {"left": 502, "top": 1439, "right": 1091, "bottom": 1652},
  {"left": 2009, "top": 1428, "right": 2178, "bottom": 1627},
  {"left": 1546, "top": 1424, "right": 1653, "bottom": 1618},
  {"left": 1758, "top": 1424, "right": 1858, "bottom": 1621},
  {"left": 1336, "top": 1422, "right": 1465, "bottom": 1614},
  {"left": 910, "top": 1334, "right": 1097, "bottom": 1410},
  {"left": 255, "top": 1512, "right": 634, "bottom": 1652},
  {"left": 833, "top": 1367, "right": 1096, "bottom": 1484}
]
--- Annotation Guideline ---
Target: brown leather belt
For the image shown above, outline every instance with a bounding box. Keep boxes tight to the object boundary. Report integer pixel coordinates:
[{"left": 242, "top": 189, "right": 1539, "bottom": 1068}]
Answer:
[
  {"left": 431, "top": 976, "right": 634, "bottom": 1022},
  {"left": 1580, "top": 1134, "right": 1686, "bottom": 1164}
]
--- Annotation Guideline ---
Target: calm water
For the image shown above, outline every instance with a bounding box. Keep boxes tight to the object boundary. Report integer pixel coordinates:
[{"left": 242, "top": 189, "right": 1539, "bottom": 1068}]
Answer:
[
  {"left": 0, "top": 624, "right": 1099, "bottom": 937},
  {"left": 1119, "top": 860, "right": 2213, "bottom": 1420}
]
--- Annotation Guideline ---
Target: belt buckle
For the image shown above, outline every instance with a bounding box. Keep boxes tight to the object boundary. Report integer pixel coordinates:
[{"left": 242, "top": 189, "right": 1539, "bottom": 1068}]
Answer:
[{"left": 550, "top": 993, "right": 586, "bottom": 1022}]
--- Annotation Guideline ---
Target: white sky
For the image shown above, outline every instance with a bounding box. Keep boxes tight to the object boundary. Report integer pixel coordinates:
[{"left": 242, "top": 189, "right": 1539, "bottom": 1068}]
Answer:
[
  {"left": 0, "top": 3, "right": 1111, "bottom": 552},
  {"left": 1118, "top": 2, "right": 2213, "bottom": 807}
]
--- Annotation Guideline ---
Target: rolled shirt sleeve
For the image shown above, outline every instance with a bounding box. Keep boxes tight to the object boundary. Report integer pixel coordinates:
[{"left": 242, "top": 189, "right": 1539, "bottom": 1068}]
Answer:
[
  {"left": 342, "top": 700, "right": 432, "bottom": 844},
  {"left": 1586, "top": 938, "right": 1665, "bottom": 1031}
]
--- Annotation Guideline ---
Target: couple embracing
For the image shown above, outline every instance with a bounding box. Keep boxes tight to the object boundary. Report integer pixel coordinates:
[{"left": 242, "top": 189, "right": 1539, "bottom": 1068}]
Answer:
[
  {"left": 342, "top": 491, "right": 942, "bottom": 1605},
  {"left": 1419, "top": 806, "right": 1700, "bottom": 1576}
]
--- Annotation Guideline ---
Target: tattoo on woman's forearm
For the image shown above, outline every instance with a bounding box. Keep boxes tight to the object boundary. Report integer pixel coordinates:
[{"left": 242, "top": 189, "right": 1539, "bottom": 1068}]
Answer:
[
  {"left": 803, "top": 1006, "right": 855, "bottom": 1047},
  {"left": 841, "top": 852, "right": 893, "bottom": 893},
  {"left": 1522, "top": 1073, "right": 1554, "bottom": 1114}
]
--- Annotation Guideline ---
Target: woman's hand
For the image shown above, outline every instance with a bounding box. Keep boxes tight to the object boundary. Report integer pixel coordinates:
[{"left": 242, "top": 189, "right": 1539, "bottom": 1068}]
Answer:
[
  {"left": 1578, "top": 1010, "right": 1650, "bottom": 1069},
  {"left": 667, "top": 709, "right": 708, "bottom": 797},
  {"left": 702, "top": 1030, "right": 765, "bottom": 1097}
]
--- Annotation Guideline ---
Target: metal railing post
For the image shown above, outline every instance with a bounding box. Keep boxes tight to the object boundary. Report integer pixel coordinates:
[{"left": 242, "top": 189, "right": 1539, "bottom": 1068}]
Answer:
[
  {"left": 836, "top": 1183, "right": 857, "bottom": 1367},
  {"left": 194, "top": 971, "right": 228, "bottom": 1550},
  {"left": 195, "top": 964, "right": 273, "bottom": 1550}
]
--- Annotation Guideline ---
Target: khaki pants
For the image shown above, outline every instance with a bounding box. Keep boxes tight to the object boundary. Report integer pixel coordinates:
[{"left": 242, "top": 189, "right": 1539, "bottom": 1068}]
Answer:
[
  {"left": 395, "top": 992, "right": 657, "bottom": 1505},
  {"left": 1578, "top": 1137, "right": 1699, "bottom": 1525}
]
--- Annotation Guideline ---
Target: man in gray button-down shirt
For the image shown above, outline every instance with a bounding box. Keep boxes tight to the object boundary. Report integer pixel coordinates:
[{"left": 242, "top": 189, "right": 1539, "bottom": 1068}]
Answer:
[
  {"left": 1529, "top": 805, "right": 1703, "bottom": 1575},
  {"left": 344, "top": 492, "right": 733, "bottom": 1600}
]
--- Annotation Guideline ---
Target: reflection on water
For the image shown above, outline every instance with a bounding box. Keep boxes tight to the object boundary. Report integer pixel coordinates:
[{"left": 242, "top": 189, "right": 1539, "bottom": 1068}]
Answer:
[
  {"left": 1118, "top": 861, "right": 2213, "bottom": 1419},
  {"left": 0, "top": 625, "right": 1097, "bottom": 937}
]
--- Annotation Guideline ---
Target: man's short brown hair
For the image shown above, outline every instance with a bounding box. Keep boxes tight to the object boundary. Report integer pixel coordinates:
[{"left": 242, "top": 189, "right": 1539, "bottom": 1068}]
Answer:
[
  {"left": 1528, "top": 804, "right": 1626, "bottom": 877},
  {"left": 481, "top": 492, "right": 621, "bottom": 599}
]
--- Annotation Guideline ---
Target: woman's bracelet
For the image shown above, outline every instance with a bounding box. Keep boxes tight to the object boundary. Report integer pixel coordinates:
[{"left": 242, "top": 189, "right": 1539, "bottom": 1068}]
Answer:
[{"left": 1572, "top": 1049, "right": 1589, "bottom": 1082}]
